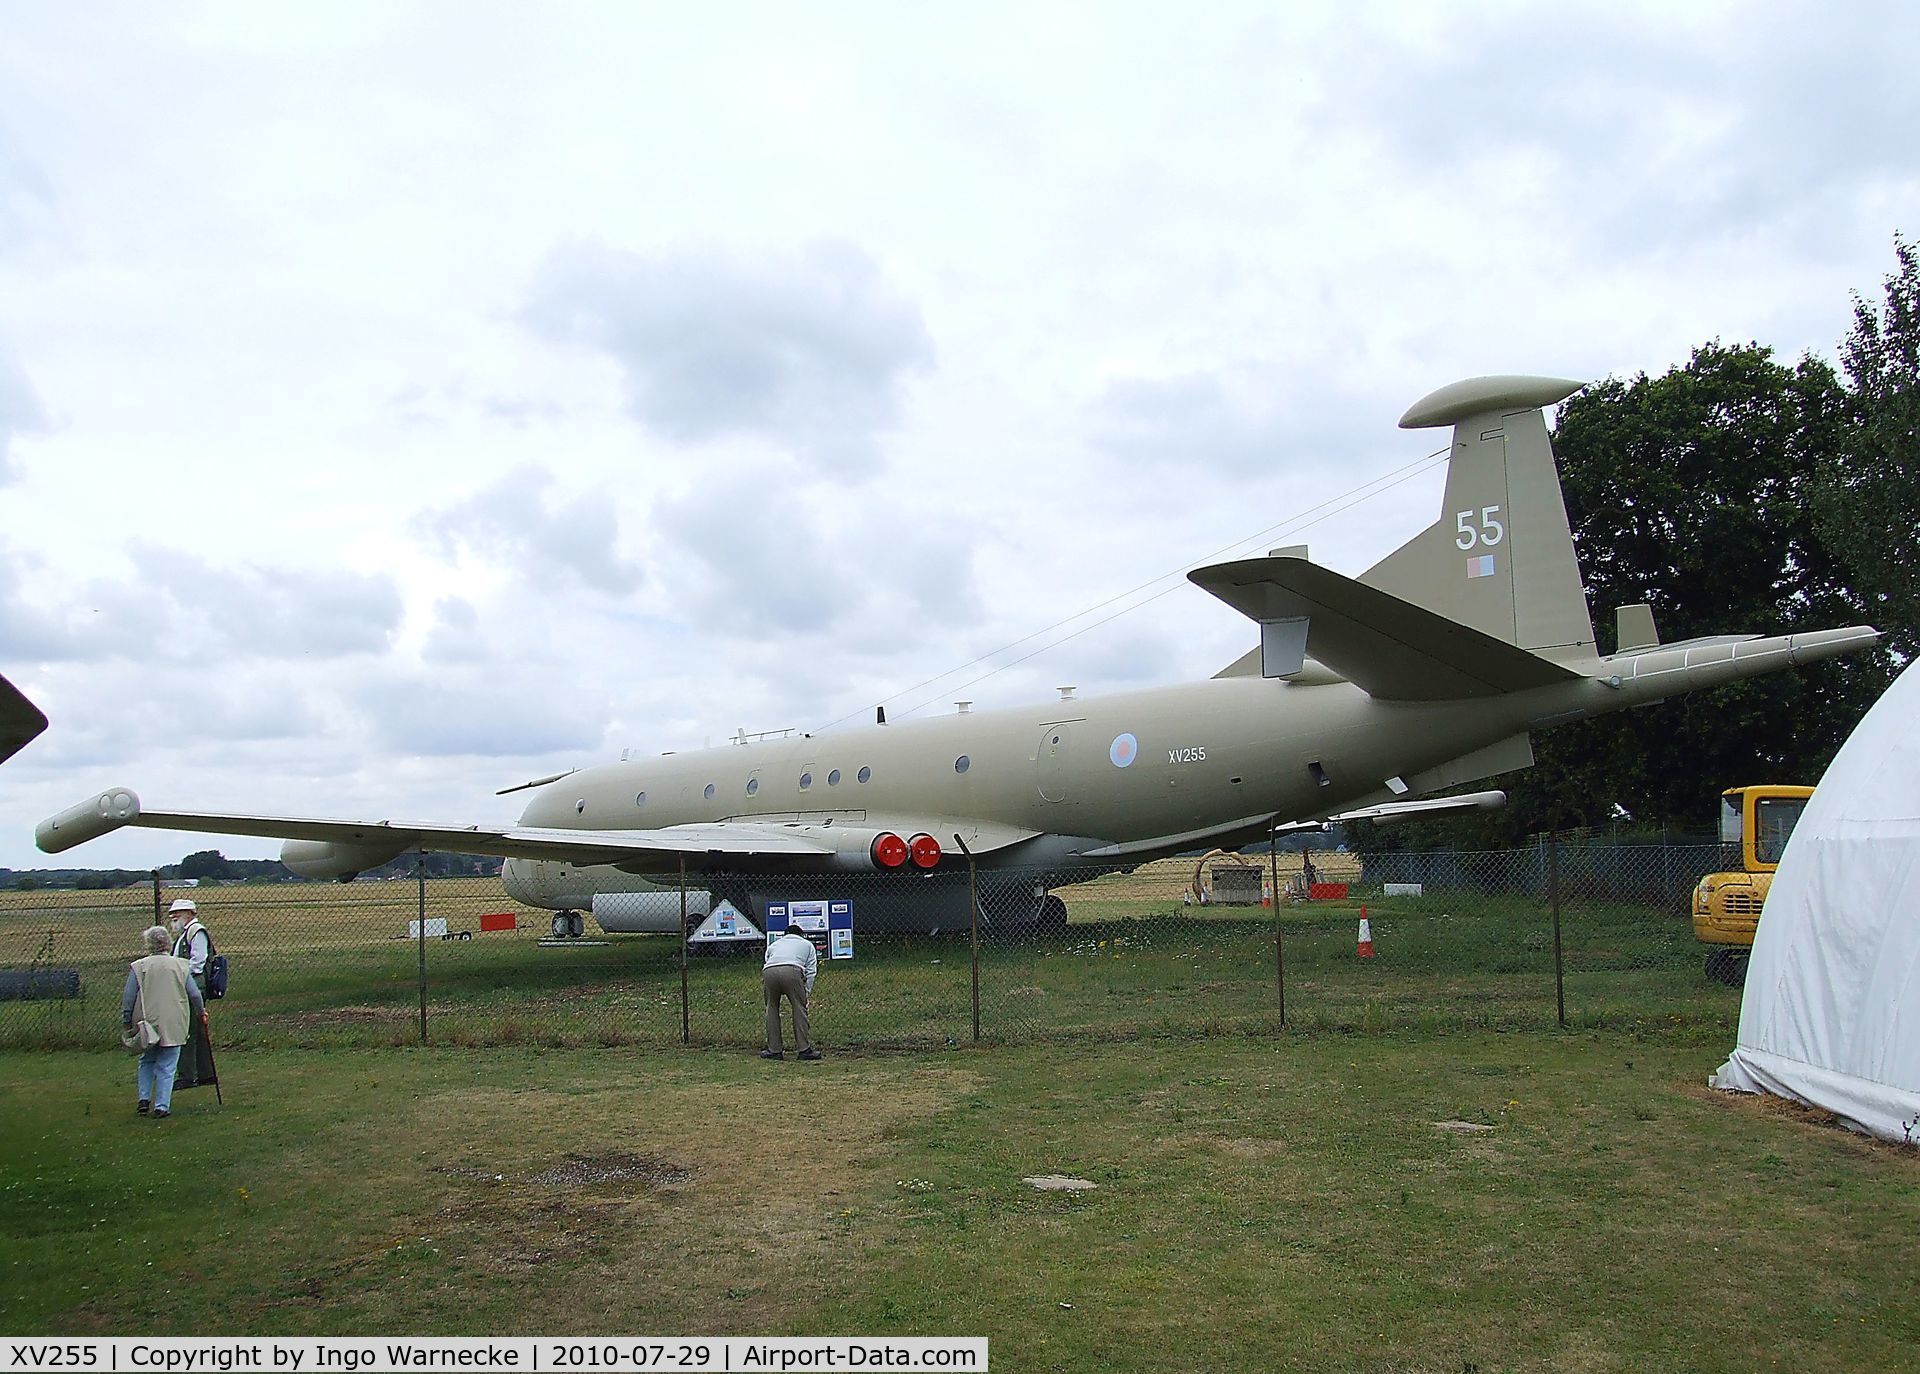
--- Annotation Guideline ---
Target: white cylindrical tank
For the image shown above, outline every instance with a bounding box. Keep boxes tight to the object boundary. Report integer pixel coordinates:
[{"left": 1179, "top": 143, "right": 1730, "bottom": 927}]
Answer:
[{"left": 590, "top": 888, "right": 715, "bottom": 933}]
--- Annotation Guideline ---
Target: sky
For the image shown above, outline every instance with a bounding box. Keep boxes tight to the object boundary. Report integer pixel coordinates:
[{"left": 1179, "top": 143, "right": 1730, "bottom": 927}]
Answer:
[{"left": 1, "top": 1, "right": 1916, "bottom": 871}]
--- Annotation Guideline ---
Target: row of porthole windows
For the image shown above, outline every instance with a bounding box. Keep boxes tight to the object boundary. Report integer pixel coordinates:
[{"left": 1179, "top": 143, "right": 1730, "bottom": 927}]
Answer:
[
  {"left": 627, "top": 762, "right": 897, "bottom": 808},
  {"left": 625, "top": 757, "right": 972, "bottom": 809}
]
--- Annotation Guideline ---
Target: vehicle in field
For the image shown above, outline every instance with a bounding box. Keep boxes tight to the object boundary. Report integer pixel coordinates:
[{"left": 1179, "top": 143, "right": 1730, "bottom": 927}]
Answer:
[
  {"left": 1694, "top": 785, "right": 1815, "bottom": 987},
  {"left": 37, "top": 375, "right": 1881, "bottom": 937}
]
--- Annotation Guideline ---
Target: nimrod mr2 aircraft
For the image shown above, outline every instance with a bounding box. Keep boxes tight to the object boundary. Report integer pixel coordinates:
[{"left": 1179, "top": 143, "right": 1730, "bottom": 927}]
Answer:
[{"left": 39, "top": 376, "right": 1879, "bottom": 938}]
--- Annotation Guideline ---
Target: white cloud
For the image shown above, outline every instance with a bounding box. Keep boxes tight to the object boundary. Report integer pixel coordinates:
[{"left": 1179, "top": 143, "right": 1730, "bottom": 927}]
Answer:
[
  {"left": 521, "top": 239, "right": 934, "bottom": 474},
  {"left": 414, "top": 465, "right": 644, "bottom": 597},
  {"left": 421, "top": 596, "right": 485, "bottom": 664},
  {"left": 0, "top": 2, "right": 1914, "bottom": 869},
  {"left": 352, "top": 664, "right": 607, "bottom": 758},
  {"left": 1330, "top": 4, "right": 1920, "bottom": 253},
  {"left": 0, "top": 347, "right": 43, "bottom": 485},
  {"left": 0, "top": 123, "right": 58, "bottom": 258},
  {"left": 647, "top": 461, "right": 983, "bottom": 648},
  {"left": 120, "top": 547, "right": 404, "bottom": 660},
  {"left": 1092, "top": 365, "right": 1387, "bottom": 476}
]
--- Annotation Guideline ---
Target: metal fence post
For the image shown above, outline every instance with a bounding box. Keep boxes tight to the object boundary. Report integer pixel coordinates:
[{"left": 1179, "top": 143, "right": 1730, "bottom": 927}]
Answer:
[
  {"left": 1269, "top": 829, "right": 1286, "bottom": 1028},
  {"left": 1550, "top": 834, "right": 1566, "bottom": 1028},
  {"left": 955, "top": 835, "right": 980, "bottom": 1043},
  {"left": 150, "top": 870, "right": 162, "bottom": 928},
  {"left": 678, "top": 855, "right": 690, "bottom": 1046},
  {"left": 416, "top": 851, "right": 429, "bottom": 1045}
]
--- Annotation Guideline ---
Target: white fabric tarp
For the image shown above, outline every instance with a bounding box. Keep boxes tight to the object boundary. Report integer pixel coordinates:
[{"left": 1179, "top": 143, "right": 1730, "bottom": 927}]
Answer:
[{"left": 1712, "top": 663, "right": 1920, "bottom": 1143}]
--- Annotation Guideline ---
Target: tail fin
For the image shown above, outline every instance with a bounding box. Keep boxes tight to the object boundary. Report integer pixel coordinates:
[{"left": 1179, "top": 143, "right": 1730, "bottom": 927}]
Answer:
[{"left": 1362, "top": 376, "right": 1596, "bottom": 664}]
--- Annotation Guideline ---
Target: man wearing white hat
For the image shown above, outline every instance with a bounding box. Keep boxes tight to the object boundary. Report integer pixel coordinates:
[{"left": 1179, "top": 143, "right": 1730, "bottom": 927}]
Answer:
[{"left": 168, "top": 898, "right": 216, "bottom": 1090}]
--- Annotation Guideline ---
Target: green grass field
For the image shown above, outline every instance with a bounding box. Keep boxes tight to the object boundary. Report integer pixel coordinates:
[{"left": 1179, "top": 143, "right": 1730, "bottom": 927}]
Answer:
[
  {"left": 3, "top": 866, "right": 1905, "bottom": 1367},
  {"left": 0, "top": 871, "right": 1735, "bottom": 1051},
  {"left": 0, "top": 865, "right": 1732, "bottom": 1052},
  {"left": 3, "top": 1030, "right": 1914, "bottom": 1370}
]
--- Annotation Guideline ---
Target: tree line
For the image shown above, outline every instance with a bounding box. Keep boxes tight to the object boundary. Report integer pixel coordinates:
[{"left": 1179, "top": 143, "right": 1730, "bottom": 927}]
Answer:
[{"left": 0, "top": 848, "right": 502, "bottom": 890}]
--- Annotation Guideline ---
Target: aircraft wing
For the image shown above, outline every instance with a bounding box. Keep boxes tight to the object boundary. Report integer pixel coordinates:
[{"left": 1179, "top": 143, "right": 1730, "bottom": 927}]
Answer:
[
  {"left": 1272, "top": 789, "right": 1507, "bottom": 834},
  {"left": 1189, "top": 556, "right": 1582, "bottom": 700},
  {"left": 36, "top": 788, "right": 1040, "bottom": 870},
  {"left": 0, "top": 673, "right": 48, "bottom": 765},
  {"left": 36, "top": 791, "right": 848, "bottom": 861}
]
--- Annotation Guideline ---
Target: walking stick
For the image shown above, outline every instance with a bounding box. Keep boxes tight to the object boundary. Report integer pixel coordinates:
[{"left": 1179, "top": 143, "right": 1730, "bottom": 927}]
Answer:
[{"left": 200, "top": 1009, "right": 223, "bottom": 1106}]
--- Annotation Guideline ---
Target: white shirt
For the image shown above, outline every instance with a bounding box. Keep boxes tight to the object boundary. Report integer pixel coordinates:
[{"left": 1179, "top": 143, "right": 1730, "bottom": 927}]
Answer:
[{"left": 764, "top": 930, "right": 819, "bottom": 996}]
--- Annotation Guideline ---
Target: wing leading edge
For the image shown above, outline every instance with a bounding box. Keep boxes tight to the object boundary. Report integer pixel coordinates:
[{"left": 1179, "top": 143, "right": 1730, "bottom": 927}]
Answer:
[{"left": 34, "top": 788, "right": 1039, "bottom": 873}]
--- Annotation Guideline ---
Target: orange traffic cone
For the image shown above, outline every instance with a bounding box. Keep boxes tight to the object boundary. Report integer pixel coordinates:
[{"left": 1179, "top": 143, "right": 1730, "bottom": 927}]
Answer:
[{"left": 1357, "top": 908, "right": 1374, "bottom": 959}]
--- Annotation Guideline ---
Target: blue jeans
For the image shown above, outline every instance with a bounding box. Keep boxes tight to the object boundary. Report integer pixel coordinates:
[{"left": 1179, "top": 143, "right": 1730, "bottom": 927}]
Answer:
[{"left": 138, "top": 1045, "right": 183, "bottom": 1113}]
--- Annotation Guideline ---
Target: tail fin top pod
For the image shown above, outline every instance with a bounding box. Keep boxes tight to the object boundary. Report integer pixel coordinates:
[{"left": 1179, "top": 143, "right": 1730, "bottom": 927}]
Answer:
[{"left": 1362, "top": 375, "right": 1596, "bottom": 665}]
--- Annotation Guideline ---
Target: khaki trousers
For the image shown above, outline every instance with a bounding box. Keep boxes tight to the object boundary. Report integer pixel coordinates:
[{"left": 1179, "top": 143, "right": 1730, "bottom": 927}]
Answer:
[{"left": 763, "top": 964, "right": 811, "bottom": 1053}]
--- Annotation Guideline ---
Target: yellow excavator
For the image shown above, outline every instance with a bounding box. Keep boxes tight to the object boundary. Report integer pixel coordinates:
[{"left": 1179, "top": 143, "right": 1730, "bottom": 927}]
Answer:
[{"left": 1692, "top": 785, "right": 1814, "bottom": 987}]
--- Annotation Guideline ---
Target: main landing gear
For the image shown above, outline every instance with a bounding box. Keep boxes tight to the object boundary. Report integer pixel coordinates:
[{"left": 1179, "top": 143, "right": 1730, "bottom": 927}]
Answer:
[{"left": 550, "top": 910, "right": 585, "bottom": 939}]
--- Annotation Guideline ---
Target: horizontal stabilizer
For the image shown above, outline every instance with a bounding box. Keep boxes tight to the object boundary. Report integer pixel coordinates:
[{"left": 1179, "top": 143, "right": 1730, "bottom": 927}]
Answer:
[{"left": 1189, "top": 556, "right": 1582, "bottom": 700}]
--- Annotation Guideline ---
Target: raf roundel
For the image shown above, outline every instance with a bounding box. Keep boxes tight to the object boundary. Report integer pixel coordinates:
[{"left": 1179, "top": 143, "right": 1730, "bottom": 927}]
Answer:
[{"left": 1110, "top": 732, "right": 1139, "bottom": 769}]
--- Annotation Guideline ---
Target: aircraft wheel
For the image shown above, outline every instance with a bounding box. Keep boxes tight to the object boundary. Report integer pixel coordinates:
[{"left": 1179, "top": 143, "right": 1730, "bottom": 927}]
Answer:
[
  {"left": 551, "top": 912, "right": 572, "bottom": 939},
  {"left": 1038, "top": 894, "right": 1069, "bottom": 936},
  {"left": 568, "top": 911, "right": 585, "bottom": 939}
]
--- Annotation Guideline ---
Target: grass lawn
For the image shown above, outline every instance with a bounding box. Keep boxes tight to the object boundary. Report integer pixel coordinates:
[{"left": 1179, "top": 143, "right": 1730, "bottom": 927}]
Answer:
[
  {"left": 1, "top": 876, "right": 1733, "bottom": 1051},
  {"left": 3, "top": 1030, "right": 1914, "bottom": 1371}
]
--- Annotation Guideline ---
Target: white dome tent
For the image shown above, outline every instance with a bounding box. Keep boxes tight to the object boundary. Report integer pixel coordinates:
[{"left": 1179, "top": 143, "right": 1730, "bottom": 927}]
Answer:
[{"left": 1713, "top": 662, "right": 1920, "bottom": 1143}]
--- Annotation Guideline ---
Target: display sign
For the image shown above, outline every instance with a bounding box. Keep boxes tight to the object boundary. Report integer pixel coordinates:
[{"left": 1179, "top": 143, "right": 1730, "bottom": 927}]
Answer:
[
  {"left": 688, "top": 899, "right": 762, "bottom": 946},
  {"left": 765, "top": 898, "right": 854, "bottom": 959}
]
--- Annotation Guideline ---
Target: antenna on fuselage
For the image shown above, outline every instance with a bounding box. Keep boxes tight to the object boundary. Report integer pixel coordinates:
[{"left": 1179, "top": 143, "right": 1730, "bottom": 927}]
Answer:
[{"left": 876, "top": 706, "right": 887, "bottom": 725}]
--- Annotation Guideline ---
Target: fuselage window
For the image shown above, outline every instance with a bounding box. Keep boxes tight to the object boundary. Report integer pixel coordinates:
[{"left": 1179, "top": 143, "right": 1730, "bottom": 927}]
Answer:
[
  {"left": 575, "top": 799, "right": 586, "bottom": 814},
  {"left": 955, "top": 755, "right": 970, "bottom": 774},
  {"left": 799, "top": 772, "right": 813, "bottom": 790},
  {"left": 635, "top": 791, "right": 646, "bottom": 807},
  {"left": 746, "top": 778, "right": 760, "bottom": 796},
  {"left": 704, "top": 783, "right": 716, "bottom": 800},
  {"left": 828, "top": 769, "right": 841, "bottom": 786},
  {"left": 857, "top": 766, "right": 872, "bottom": 784}
]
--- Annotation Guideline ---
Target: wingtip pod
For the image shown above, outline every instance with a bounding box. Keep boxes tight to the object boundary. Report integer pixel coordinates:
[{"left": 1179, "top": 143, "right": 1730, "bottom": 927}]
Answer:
[
  {"left": 1399, "top": 375, "right": 1583, "bottom": 429},
  {"left": 37, "top": 788, "right": 141, "bottom": 854}
]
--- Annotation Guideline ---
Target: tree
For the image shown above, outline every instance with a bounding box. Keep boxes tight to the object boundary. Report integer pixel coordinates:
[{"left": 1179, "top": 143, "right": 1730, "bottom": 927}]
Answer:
[
  {"left": 178, "top": 849, "right": 233, "bottom": 881},
  {"left": 1818, "top": 233, "right": 1920, "bottom": 660},
  {"left": 1362, "top": 343, "right": 1893, "bottom": 851}
]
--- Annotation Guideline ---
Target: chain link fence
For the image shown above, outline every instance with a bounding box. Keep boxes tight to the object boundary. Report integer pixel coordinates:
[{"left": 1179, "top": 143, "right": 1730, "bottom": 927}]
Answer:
[{"left": 0, "top": 839, "right": 1745, "bottom": 1052}]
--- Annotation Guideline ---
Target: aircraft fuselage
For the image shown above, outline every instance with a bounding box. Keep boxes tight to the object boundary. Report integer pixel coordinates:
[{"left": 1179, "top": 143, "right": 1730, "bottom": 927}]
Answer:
[{"left": 508, "top": 670, "right": 1570, "bottom": 891}]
